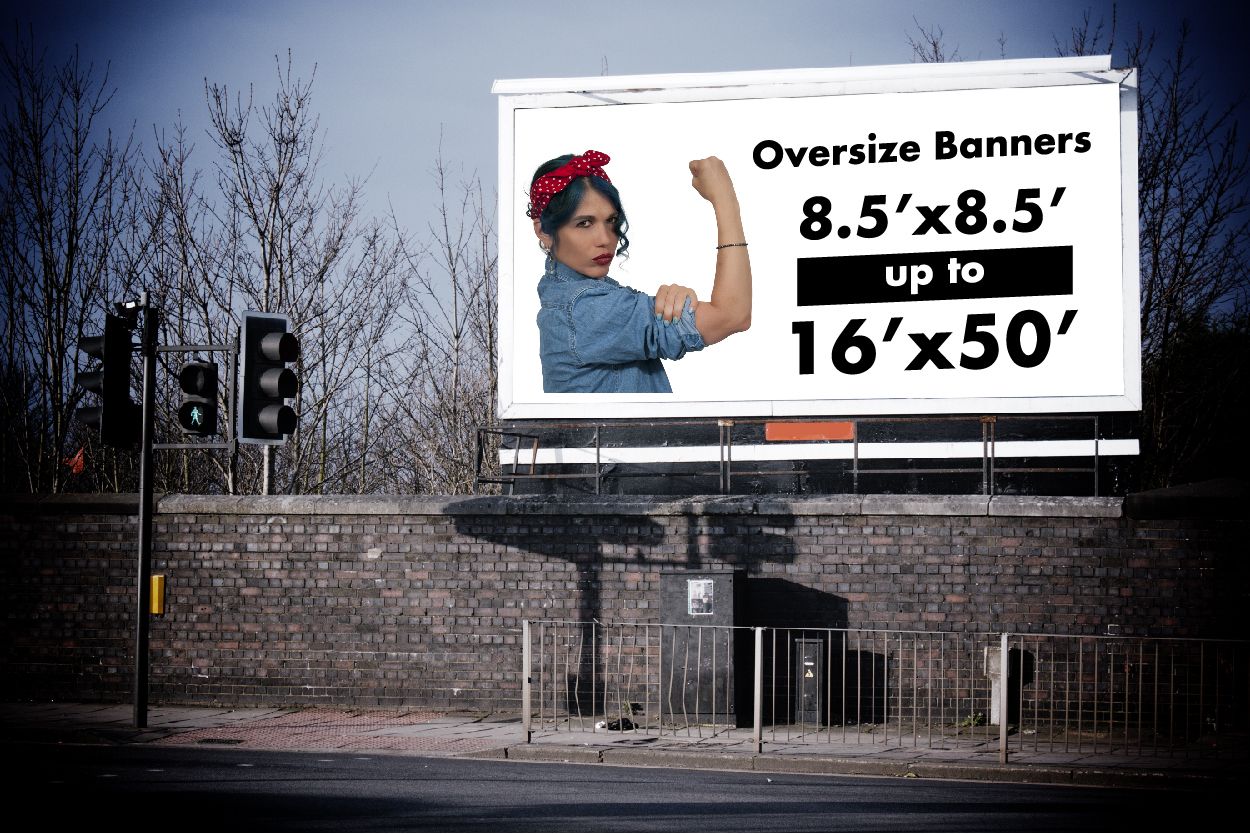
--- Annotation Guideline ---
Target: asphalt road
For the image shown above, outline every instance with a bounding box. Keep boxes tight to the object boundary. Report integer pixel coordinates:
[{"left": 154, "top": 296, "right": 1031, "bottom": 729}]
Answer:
[{"left": 15, "top": 743, "right": 1234, "bottom": 832}]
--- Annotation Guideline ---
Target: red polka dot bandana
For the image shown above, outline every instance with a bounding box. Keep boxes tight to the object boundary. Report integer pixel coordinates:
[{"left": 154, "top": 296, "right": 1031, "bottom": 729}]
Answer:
[{"left": 526, "top": 150, "right": 612, "bottom": 219}]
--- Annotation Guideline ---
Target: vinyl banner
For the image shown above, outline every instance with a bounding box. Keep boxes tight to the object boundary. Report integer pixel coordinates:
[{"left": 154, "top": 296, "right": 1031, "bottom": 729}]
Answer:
[{"left": 495, "top": 59, "right": 1140, "bottom": 419}]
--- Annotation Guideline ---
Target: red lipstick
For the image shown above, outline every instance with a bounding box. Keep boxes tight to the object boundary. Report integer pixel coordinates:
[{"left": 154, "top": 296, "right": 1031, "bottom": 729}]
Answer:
[{"left": 593, "top": 254, "right": 613, "bottom": 266}]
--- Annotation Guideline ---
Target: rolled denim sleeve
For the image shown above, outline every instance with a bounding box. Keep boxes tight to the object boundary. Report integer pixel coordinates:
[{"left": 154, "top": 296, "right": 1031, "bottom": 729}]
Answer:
[{"left": 569, "top": 283, "right": 705, "bottom": 366}]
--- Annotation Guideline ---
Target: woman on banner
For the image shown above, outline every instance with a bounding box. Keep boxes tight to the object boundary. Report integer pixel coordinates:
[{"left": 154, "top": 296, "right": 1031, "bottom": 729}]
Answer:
[{"left": 528, "top": 150, "right": 752, "bottom": 393}]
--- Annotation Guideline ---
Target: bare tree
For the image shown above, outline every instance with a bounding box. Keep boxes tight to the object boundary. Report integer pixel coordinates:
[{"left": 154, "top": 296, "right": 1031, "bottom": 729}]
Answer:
[
  {"left": 144, "top": 119, "right": 241, "bottom": 493},
  {"left": 906, "top": 13, "right": 1250, "bottom": 489},
  {"left": 4, "top": 37, "right": 480, "bottom": 498},
  {"left": 1054, "top": 6, "right": 1116, "bottom": 59},
  {"left": 907, "top": 17, "right": 959, "bottom": 63},
  {"left": 195, "top": 53, "right": 408, "bottom": 495},
  {"left": 1057, "top": 16, "right": 1250, "bottom": 487},
  {"left": 0, "top": 30, "right": 145, "bottom": 493},
  {"left": 380, "top": 152, "right": 497, "bottom": 494}
]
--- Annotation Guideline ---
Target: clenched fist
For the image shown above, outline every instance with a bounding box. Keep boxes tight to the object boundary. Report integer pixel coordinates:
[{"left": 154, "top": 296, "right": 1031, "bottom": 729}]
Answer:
[{"left": 689, "top": 156, "right": 738, "bottom": 206}]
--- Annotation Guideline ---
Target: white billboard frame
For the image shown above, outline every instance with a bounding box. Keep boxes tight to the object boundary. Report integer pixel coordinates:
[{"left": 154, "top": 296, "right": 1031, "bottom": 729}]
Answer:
[{"left": 494, "top": 58, "right": 1140, "bottom": 420}]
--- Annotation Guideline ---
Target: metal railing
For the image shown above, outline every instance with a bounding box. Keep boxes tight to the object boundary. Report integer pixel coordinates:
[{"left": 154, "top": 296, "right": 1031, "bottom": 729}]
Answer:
[
  {"left": 477, "top": 414, "right": 1108, "bottom": 496},
  {"left": 521, "top": 620, "right": 1249, "bottom": 763}
]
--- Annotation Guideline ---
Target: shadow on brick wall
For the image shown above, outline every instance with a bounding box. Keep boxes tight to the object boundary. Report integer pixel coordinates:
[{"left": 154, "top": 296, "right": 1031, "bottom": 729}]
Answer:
[
  {"left": 444, "top": 500, "right": 800, "bottom": 625},
  {"left": 747, "top": 578, "right": 847, "bottom": 629},
  {"left": 746, "top": 579, "right": 855, "bottom": 725},
  {"left": 446, "top": 499, "right": 801, "bottom": 715}
]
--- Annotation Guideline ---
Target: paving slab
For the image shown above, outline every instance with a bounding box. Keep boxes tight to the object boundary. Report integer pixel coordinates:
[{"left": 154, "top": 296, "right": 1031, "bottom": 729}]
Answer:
[{"left": 3, "top": 702, "right": 1246, "bottom": 788}]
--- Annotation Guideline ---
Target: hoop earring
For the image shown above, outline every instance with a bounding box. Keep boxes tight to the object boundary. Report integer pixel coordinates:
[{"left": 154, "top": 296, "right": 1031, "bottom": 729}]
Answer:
[{"left": 539, "top": 239, "right": 556, "bottom": 273}]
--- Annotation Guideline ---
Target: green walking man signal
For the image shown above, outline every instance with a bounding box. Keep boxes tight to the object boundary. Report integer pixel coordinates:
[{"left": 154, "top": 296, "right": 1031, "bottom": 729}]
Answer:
[{"left": 177, "top": 361, "right": 218, "bottom": 436}]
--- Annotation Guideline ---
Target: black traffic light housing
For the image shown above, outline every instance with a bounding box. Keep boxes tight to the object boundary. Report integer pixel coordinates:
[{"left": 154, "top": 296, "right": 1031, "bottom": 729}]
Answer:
[
  {"left": 239, "top": 311, "right": 299, "bottom": 444},
  {"left": 75, "top": 312, "right": 139, "bottom": 447},
  {"left": 177, "top": 361, "right": 218, "bottom": 436}
]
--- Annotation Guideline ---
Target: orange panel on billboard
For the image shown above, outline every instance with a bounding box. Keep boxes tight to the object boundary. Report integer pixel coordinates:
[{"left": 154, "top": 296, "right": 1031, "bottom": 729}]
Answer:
[{"left": 764, "top": 422, "right": 855, "bottom": 442}]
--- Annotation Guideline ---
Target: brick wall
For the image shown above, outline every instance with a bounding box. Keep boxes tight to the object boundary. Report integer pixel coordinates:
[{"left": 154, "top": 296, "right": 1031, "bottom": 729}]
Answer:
[{"left": 2, "top": 493, "right": 1244, "bottom": 709}]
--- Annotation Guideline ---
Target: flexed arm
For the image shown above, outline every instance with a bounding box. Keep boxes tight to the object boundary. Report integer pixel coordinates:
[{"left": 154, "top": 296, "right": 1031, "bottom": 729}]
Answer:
[{"left": 688, "top": 157, "right": 752, "bottom": 345}]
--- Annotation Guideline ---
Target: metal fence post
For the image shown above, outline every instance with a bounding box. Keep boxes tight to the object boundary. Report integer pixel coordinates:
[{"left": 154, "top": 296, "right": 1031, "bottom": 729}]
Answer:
[
  {"left": 522, "top": 620, "right": 532, "bottom": 744},
  {"left": 998, "top": 632, "right": 1009, "bottom": 764},
  {"left": 515, "top": 620, "right": 1246, "bottom": 763},
  {"left": 753, "top": 627, "right": 764, "bottom": 754},
  {"left": 655, "top": 623, "right": 663, "bottom": 738}
]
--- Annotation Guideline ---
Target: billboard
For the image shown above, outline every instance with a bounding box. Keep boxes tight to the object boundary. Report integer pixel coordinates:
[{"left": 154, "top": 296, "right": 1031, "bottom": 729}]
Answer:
[{"left": 494, "top": 58, "right": 1139, "bottom": 419}]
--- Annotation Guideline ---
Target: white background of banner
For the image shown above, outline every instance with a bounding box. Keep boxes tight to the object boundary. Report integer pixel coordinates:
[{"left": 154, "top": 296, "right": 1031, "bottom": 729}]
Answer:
[{"left": 496, "top": 60, "right": 1139, "bottom": 418}]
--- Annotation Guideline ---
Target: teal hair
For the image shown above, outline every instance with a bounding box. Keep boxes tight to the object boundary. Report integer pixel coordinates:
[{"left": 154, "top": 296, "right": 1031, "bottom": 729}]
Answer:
[{"left": 528, "top": 155, "right": 630, "bottom": 257}]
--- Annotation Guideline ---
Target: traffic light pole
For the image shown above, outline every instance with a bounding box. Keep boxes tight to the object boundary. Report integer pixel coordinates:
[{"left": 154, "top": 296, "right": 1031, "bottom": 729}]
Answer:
[
  {"left": 79, "top": 293, "right": 242, "bottom": 727},
  {"left": 126, "top": 309, "right": 294, "bottom": 724},
  {"left": 134, "top": 292, "right": 157, "bottom": 728}
]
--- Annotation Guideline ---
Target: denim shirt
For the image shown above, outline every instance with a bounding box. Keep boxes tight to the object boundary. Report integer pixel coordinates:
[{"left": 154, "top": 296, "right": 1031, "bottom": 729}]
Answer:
[{"left": 537, "top": 261, "right": 706, "bottom": 393}]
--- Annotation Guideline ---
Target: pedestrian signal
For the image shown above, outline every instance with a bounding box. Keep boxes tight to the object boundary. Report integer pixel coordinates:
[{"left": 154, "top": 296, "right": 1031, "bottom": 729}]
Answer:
[{"left": 177, "top": 361, "right": 218, "bottom": 436}]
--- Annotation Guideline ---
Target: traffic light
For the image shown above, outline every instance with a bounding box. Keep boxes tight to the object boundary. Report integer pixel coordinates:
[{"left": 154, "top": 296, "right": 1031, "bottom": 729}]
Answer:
[
  {"left": 75, "top": 312, "right": 138, "bottom": 447},
  {"left": 177, "top": 361, "right": 218, "bottom": 436},
  {"left": 239, "top": 311, "right": 299, "bottom": 444}
]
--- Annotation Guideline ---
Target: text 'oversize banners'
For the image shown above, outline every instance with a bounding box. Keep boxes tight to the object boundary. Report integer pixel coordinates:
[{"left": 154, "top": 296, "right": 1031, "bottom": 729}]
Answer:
[{"left": 495, "top": 61, "right": 1139, "bottom": 418}]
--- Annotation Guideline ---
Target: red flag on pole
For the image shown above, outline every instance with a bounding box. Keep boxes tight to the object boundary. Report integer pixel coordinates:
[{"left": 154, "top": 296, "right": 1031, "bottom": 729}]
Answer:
[{"left": 63, "top": 447, "right": 85, "bottom": 475}]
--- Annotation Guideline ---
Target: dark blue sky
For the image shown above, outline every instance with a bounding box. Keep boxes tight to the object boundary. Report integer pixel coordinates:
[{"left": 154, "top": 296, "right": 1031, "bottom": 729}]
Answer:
[{"left": 8, "top": 0, "right": 1247, "bottom": 236}]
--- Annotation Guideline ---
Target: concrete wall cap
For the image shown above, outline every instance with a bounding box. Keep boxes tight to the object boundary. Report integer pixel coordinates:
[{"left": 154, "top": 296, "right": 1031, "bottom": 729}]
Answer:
[
  {"left": 859, "top": 495, "right": 991, "bottom": 517},
  {"left": 5, "top": 492, "right": 1123, "bottom": 519},
  {"left": 989, "top": 495, "right": 1123, "bottom": 518},
  {"left": 755, "top": 496, "right": 864, "bottom": 515}
]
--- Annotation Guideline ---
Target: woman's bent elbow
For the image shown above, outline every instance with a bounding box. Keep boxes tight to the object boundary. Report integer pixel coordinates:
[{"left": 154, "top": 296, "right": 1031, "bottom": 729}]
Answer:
[
  {"left": 725, "top": 313, "right": 750, "bottom": 337},
  {"left": 709, "top": 315, "right": 750, "bottom": 345},
  {"left": 697, "top": 306, "right": 751, "bottom": 345}
]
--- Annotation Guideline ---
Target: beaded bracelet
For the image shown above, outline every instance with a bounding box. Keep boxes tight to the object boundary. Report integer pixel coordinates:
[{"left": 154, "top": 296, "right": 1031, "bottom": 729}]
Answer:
[{"left": 715, "top": 242, "right": 748, "bottom": 250}]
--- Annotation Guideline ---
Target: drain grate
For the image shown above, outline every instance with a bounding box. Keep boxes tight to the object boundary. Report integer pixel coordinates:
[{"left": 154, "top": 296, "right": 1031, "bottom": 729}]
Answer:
[{"left": 196, "top": 738, "right": 245, "bottom": 745}]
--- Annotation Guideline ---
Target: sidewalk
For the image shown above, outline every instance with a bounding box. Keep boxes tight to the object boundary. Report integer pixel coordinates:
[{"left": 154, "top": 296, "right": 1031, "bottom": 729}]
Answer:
[{"left": 2, "top": 701, "right": 1244, "bottom": 790}]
